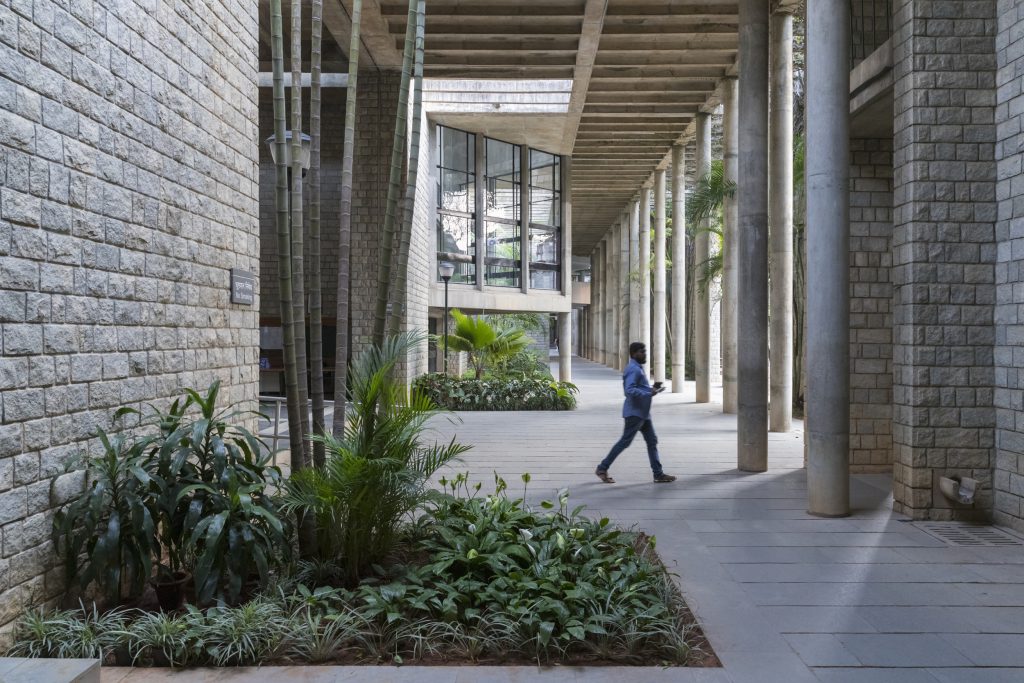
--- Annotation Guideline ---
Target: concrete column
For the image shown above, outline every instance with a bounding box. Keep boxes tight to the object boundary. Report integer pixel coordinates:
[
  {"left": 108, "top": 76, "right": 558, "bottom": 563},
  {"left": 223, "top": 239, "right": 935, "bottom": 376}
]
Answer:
[
  {"left": 602, "top": 232, "right": 610, "bottom": 366},
  {"left": 640, "top": 185, "right": 652, "bottom": 354},
  {"left": 770, "top": 10, "right": 794, "bottom": 433},
  {"left": 806, "top": 0, "right": 850, "bottom": 517},
  {"left": 670, "top": 144, "right": 686, "bottom": 392},
  {"left": 629, "top": 200, "right": 641, "bottom": 343},
  {"left": 722, "top": 77, "right": 739, "bottom": 414},
  {"left": 695, "top": 113, "right": 712, "bottom": 404},
  {"left": 653, "top": 169, "right": 667, "bottom": 383},
  {"left": 738, "top": 0, "right": 769, "bottom": 472},
  {"left": 590, "top": 248, "right": 599, "bottom": 361},
  {"left": 619, "top": 212, "right": 630, "bottom": 367},
  {"left": 558, "top": 311, "right": 572, "bottom": 381}
]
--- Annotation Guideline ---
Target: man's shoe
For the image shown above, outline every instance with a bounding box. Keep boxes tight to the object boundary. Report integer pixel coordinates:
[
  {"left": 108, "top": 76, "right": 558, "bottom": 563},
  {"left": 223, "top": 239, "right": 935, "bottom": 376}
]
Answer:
[
  {"left": 653, "top": 474, "right": 676, "bottom": 483},
  {"left": 595, "top": 468, "right": 616, "bottom": 484}
]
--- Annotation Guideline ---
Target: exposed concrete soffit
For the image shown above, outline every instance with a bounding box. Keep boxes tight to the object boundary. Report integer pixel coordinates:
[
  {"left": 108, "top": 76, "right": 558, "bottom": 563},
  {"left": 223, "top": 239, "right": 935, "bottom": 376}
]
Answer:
[
  {"left": 338, "top": 0, "right": 404, "bottom": 69},
  {"left": 560, "top": 0, "right": 609, "bottom": 146}
]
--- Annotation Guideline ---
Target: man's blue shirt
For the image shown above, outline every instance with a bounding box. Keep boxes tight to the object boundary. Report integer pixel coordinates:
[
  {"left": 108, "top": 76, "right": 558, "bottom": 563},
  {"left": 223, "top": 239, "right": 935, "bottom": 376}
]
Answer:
[{"left": 621, "top": 358, "right": 654, "bottom": 419}]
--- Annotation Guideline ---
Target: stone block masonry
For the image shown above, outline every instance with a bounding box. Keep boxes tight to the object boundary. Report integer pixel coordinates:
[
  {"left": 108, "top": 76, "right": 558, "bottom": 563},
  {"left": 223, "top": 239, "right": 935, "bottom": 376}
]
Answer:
[
  {"left": 0, "top": 0, "right": 260, "bottom": 629},
  {"left": 891, "top": 0, "right": 997, "bottom": 521},
  {"left": 994, "top": 0, "right": 1024, "bottom": 532},
  {"left": 849, "top": 138, "right": 894, "bottom": 472}
]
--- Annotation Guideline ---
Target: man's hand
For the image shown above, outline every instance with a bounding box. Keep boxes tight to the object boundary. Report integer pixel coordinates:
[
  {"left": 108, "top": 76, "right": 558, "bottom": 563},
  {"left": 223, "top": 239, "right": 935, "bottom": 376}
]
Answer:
[{"left": 652, "top": 381, "right": 665, "bottom": 395}]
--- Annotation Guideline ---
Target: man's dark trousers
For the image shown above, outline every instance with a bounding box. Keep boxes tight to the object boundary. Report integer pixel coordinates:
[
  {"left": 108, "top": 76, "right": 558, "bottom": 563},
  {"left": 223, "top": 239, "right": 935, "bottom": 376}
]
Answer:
[{"left": 598, "top": 416, "right": 664, "bottom": 476}]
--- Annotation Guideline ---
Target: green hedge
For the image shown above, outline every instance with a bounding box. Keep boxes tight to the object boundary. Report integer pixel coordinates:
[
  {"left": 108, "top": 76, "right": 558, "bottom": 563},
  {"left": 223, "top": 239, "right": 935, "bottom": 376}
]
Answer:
[{"left": 414, "top": 373, "right": 578, "bottom": 411}]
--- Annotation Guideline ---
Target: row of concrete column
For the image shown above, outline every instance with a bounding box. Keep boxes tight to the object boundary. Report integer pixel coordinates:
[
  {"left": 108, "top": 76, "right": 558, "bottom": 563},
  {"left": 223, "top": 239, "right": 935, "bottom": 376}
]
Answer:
[{"left": 581, "top": 3, "right": 849, "bottom": 516}]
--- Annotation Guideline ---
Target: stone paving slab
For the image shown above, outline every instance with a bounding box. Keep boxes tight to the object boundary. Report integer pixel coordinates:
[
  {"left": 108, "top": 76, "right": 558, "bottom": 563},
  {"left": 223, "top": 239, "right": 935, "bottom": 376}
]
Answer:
[{"left": 0, "top": 658, "right": 100, "bottom": 683}]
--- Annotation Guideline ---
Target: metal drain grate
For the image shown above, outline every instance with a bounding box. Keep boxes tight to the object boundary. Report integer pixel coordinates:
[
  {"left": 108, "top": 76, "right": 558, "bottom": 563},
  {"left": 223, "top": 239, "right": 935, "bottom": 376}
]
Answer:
[{"left": 913, "top": 522, "right": 1023, "bottom": 547}]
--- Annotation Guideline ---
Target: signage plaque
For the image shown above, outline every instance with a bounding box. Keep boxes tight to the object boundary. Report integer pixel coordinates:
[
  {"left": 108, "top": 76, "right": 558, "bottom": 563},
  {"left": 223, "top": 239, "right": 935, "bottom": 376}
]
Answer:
[{"left": 231, "top": 269, "right": 256, "bottom": 305}]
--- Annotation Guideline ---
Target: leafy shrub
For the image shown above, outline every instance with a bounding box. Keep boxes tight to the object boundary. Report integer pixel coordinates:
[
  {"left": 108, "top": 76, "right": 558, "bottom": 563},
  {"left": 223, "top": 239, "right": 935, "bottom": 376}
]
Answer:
[
  {"left": 281, "top": 333, "right": 470, "bottom": 583},
  {"left": 413, "top": 374, "right": 578, "bottom": 411},
  {"left": 52, "top": 380, "right": 290, "bottom": 607},
  {"left": 52, "top": 429, "right": 160, "bottom": 603},
  {"left": 488, "top": 347, "right": 552, "bottom": 381}
]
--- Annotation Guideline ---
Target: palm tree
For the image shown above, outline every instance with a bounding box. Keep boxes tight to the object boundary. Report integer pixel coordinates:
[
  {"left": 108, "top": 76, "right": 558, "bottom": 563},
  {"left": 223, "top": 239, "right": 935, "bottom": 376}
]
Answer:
[
  {"left": 290, "top": 0, "right": 311, "bottom": 465},
  {"left": 685, "top": 159, "right": 734, "bottom": 295},
  {"left": 269, "top": 0, "right": 303, "bottom": 470},
  {"left": 372, "top": 0, "right": 419, "bottom": 346},
  {"left": 281, "top": 332, "right": 470, "bottom": 584},
  {"left": 447, "top": 310, "right": 530, "bottom": 380},
  {"left": 332, "top": 0, "right": 363, "bottom": 438},
  {"left": 388, "top": 0, "right": 426, "bottom": 339},
  {"left": 308, "top": 0, "right": 326, "bottom": 467}
]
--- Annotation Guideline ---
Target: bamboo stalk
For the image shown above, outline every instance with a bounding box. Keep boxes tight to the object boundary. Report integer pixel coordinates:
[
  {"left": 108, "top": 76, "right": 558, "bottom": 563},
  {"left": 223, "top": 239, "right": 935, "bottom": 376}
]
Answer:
[
  {"left": 308, "top": 0, "right": 326, "bottom": 467},
  {"left": 388, "top": 0, "right": 426, "bottom": 339},
  {"left": 290, "top": 0, "right": 311, "bottom": 465},
  {"left": 269, "top": 0, "right": 303, "bottom": 472},
  {"left": 332, "top": 0, "right": 363, "bottom": 437},
  {"left": 371, "top": 0, "right": 418, "bottom": 346}
]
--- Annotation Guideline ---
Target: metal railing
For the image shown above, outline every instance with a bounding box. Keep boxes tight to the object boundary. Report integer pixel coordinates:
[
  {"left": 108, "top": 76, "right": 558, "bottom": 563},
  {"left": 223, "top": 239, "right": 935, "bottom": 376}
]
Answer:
[{"left": 852, "top": 0, "right": 893, "bottom": 63}]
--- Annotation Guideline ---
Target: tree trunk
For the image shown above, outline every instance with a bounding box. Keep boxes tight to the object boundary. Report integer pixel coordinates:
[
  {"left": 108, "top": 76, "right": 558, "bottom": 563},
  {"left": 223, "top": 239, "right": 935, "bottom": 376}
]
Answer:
[
  {"left": 290, "top": 0, "right": 311, "bottom": 466},
  {"left": 387, "top": 0, "right": 426, "bottom": 339},
  {"left": 371, "top": 0, "right": 418, "bottom": 346},
  {"left": 269, "top": 0, "right": 303, "bottom": 473},
  {"left": 332, "top": 0, "right": 362, "bottom": 437},
  {"left": 308, "top": 0, "right": 326, "bottom": 467}
]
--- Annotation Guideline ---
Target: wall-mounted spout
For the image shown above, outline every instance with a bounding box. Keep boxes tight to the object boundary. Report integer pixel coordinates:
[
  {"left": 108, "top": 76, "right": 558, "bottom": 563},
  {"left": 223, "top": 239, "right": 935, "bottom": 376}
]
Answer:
[{"left": 939, "top": 476, "right": 978, "bottom": 505}]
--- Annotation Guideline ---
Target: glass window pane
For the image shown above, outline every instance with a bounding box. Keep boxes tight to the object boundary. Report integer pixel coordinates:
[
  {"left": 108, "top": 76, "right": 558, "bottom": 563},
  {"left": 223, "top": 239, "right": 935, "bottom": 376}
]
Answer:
[
  {"left": 441, "top": 127, "right": 473, "bottom": 172},
  {"left": 485, "top": 220, "right": 520, "bottom": 287},
  {"left": 530, "top": 150, "right": 557, "bottom": 190},
  {"left": 530, "top": 227, "right": 559, "bottom": 265},
  {"left": 530, "top": 269, "right": 558, "bottom": 290},
  {"left": 441, "top": 170, "right": 474, "bottom": 213},
  {"left": 486, "top": 139, "right": 519, "bottom": 221},
  {"left": 530, "top": 189, "right": 559, "bottom": 226}
]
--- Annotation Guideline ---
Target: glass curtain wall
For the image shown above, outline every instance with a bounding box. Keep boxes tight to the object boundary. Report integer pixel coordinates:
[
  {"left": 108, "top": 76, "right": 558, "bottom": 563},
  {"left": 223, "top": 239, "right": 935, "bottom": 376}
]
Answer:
[
  {"left": 437, "top": 127, "right": 476, "bottom": 284},
  {"left": 528, "top": 150, "right": 561, "bottom": 290},
  {"left": 436, "top": 125, "right": 561, "bottom": 290},
  {"left": 484, "top": 138, "right": 521, "bottom": 287}
]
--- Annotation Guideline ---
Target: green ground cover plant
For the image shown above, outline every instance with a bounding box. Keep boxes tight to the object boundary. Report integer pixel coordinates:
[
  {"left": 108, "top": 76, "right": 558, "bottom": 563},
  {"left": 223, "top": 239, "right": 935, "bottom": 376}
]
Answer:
[
  {"left": 9, "top": 475, "right": 713, "bottom": 667},
  {"left": 413, "top": 374, "right": 578, "bottom": 411}
]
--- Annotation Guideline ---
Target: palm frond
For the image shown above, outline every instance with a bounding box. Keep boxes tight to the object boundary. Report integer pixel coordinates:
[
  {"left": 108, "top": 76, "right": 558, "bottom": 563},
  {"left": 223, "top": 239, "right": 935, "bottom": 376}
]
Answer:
[{"left": 685, "top": 159, "right": 735, "bottom": 229}]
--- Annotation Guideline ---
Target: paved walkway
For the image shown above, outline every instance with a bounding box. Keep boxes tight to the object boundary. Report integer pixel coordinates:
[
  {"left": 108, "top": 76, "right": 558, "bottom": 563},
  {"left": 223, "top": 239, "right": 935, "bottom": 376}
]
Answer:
[{"left": 102, "top": 358, "right": 1024, "bottom": 682}]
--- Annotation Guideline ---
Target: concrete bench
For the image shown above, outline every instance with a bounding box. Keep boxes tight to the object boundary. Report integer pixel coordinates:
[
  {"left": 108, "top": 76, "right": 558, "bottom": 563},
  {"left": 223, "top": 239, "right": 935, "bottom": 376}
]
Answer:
[{"left": 0, "top": 658, "right": 99, "bottom": 683}]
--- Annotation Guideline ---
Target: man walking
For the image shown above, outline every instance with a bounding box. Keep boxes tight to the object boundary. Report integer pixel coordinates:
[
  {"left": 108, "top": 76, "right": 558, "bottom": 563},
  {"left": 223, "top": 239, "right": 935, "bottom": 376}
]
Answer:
[{"left": 596, "top": 342, "right": 676, "bottom": 483}]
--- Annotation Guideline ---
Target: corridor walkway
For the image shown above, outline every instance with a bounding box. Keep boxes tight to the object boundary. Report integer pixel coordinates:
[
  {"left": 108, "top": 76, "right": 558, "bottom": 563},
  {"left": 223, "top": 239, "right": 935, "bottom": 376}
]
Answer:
[{"left": 426, "top": 357, "right": 1024, "bottom": 683}]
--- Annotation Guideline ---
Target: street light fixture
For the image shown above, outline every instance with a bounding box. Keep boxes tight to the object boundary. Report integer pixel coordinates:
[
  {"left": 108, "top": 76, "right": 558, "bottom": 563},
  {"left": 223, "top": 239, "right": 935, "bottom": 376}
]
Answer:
[
  {"left": 264, "top": 131, "right": 312, "bottom": 172},
  {"left": 438, "top": 261, "right": 455, "bottom": 374}
]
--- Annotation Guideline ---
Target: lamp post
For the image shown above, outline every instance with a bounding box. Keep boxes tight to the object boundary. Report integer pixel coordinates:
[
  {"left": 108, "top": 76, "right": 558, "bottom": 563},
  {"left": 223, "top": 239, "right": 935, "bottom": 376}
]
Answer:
[{"left": 438, "top": 261, "right": 455, "bottom": 374}]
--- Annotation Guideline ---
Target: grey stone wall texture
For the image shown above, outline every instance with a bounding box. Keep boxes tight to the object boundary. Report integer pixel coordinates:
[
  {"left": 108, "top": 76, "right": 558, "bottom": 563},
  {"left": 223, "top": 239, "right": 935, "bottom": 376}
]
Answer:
[
  {"left": 891, "top": 0, "right": 998, "bottom": 521},
  {"left": 0, "top": 0, "right": 260, "bottom": 629},
  {"left": 849, "top": 138, "right": 895, "bottom": 472},
  {"left": 994, "top": 0, "right": 1024, "bottom": 530}
]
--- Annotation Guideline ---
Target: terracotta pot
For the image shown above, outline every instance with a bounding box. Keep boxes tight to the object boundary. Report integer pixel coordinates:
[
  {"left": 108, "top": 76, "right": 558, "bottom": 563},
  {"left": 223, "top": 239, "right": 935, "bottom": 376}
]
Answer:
[{"left": 152, "top": 570, "right": 191, "bottom": 611}]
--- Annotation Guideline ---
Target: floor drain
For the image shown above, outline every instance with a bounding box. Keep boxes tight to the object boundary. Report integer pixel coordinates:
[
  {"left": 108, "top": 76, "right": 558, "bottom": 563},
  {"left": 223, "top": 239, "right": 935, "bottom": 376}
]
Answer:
[{"left": 913, "top": 522, "right": 1023, "bottom": 547}]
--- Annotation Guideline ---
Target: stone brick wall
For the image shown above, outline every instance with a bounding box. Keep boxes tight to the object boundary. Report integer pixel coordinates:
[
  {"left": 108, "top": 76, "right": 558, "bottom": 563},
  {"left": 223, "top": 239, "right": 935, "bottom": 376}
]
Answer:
[
  {"left": 849, "top": 138, "right": 895, "bottom": 472},
  {"left": 891, "top": 0, "right": 997, "bottom": 520},
  {"left": 0, "top": 0, "right": 260, "bottom": 628},
  {"left": 993, "top": 0, "right": 1024, "bottom": 531}
]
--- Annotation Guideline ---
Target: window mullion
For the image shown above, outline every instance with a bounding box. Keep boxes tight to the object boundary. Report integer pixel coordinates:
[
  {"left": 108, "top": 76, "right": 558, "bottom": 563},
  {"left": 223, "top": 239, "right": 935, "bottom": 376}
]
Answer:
[{"left": 474, "top": 134, "right": 485, "bottom": 290}]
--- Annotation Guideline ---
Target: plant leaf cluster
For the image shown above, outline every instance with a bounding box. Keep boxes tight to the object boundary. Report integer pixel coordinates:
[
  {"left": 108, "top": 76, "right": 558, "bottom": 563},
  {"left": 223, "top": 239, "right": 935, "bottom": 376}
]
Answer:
[
  {"left": 413, "top": 374, "right": 579, "bottom": 411},
  {"left": 52, "top": 381, "right": 290, "bottom": 607}
]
